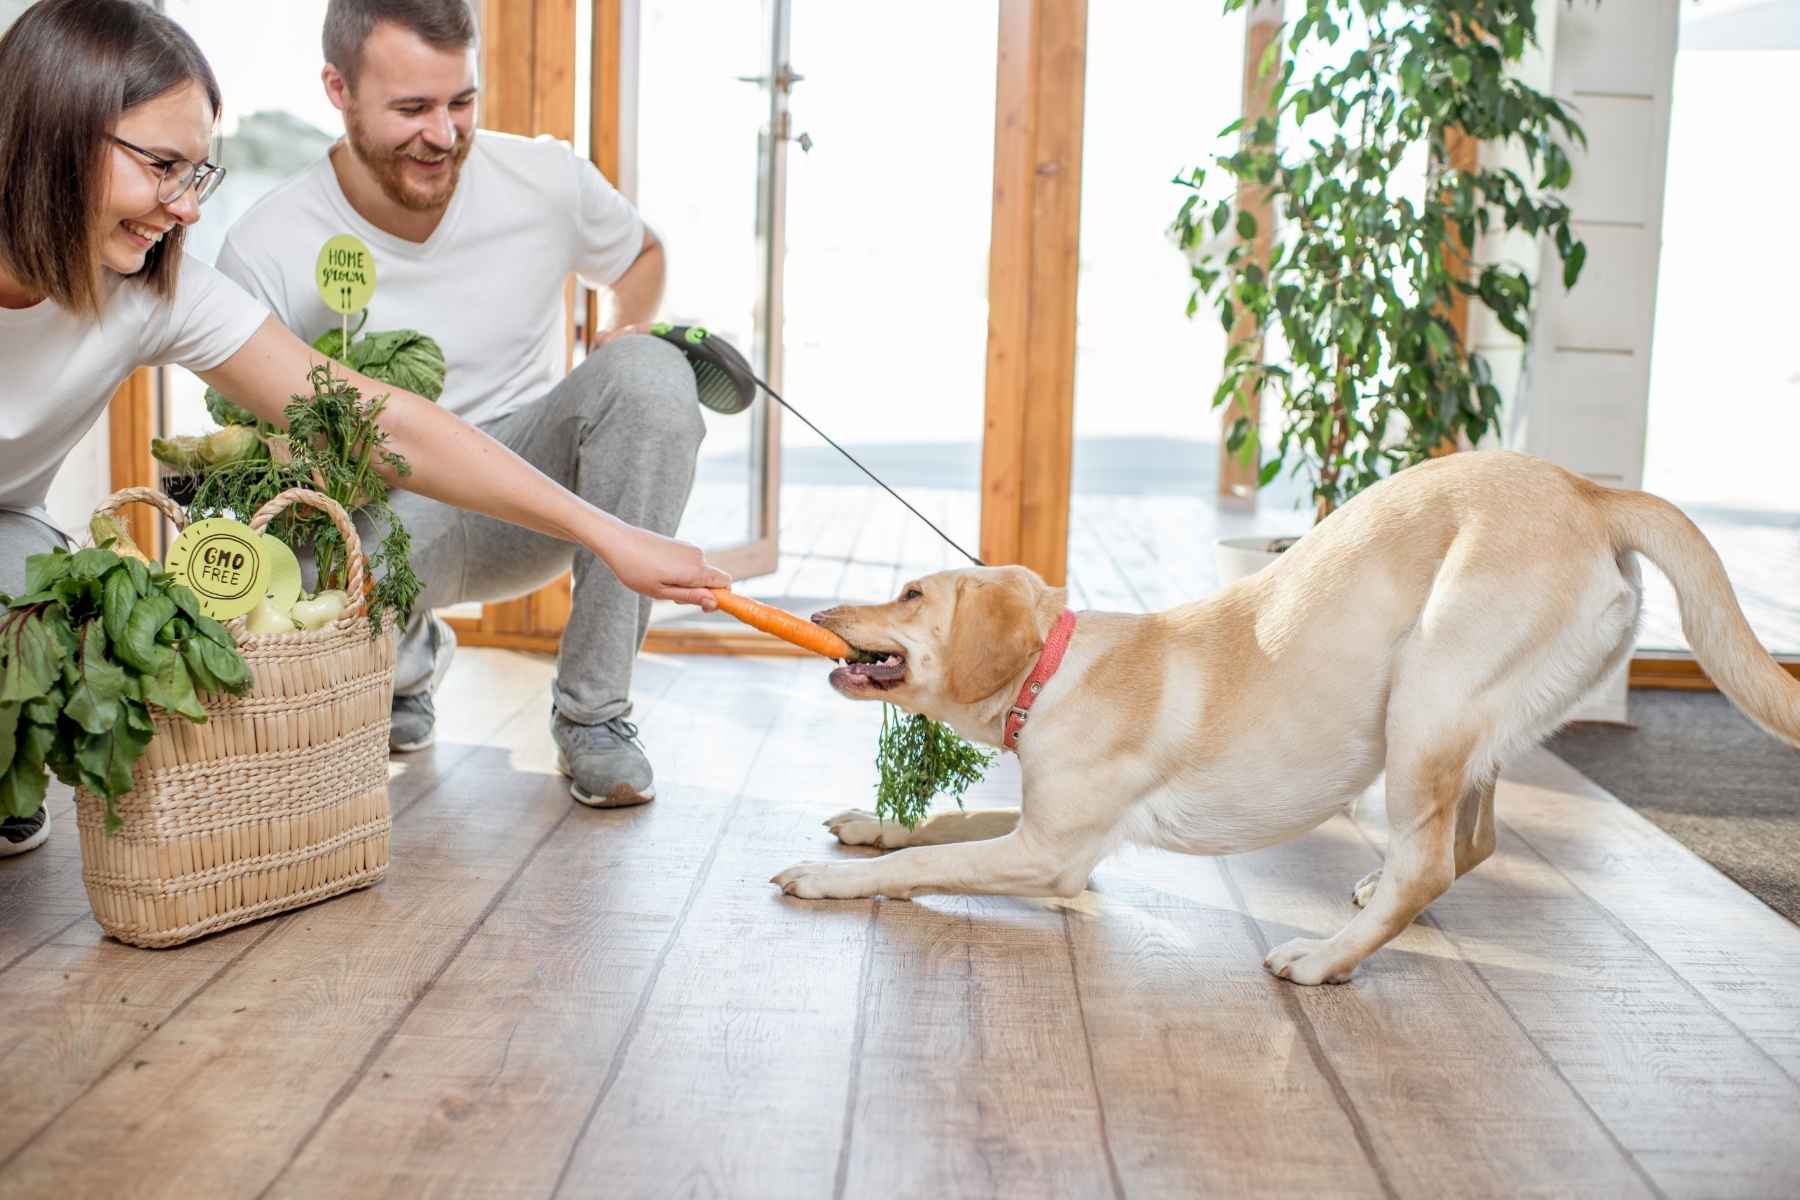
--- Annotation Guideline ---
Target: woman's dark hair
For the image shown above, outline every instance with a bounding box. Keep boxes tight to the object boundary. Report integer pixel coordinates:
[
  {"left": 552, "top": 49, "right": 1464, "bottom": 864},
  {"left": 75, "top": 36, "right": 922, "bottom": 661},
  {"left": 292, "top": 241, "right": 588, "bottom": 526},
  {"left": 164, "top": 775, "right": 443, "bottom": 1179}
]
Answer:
[{"left": 0, "top": 0, "right": 223, "bottom": 315}]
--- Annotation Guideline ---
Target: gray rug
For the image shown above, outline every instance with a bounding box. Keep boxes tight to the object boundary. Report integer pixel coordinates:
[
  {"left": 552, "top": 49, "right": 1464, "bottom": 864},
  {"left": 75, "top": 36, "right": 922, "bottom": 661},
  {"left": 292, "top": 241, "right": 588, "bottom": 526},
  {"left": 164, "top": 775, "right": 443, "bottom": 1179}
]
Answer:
[{"left": 1547, "top": 689, "right": 1800, "bottom": 924}]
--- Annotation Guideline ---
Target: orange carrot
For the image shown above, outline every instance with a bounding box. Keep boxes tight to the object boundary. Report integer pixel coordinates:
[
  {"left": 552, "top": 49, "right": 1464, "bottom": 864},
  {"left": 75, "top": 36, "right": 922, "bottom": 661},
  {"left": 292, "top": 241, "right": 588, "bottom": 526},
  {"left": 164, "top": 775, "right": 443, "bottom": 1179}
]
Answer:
[{"left": 710, "top": 589, "right": 853, "bottom": 659}]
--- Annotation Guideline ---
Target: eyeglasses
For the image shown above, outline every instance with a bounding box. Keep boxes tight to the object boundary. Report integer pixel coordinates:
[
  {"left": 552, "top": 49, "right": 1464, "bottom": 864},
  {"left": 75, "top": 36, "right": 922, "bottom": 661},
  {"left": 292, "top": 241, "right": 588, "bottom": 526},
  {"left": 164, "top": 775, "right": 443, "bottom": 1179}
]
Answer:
[{"left": 111, "top": 136, "right": 227, "bottom": 207}]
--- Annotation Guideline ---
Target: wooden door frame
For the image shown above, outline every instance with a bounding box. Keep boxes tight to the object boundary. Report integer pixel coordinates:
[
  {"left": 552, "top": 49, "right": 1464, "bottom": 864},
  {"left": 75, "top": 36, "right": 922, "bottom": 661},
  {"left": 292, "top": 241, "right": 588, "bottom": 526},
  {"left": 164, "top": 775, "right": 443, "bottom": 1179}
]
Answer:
[
  {"left": 447, "top": 0, "right": 581, "bottom": 651},
  {"left": 107, "top": 370, "right": 160, "bottom": 554},
  {"left": 978, "top": 0, "right": 1088, "bottom": 586}
]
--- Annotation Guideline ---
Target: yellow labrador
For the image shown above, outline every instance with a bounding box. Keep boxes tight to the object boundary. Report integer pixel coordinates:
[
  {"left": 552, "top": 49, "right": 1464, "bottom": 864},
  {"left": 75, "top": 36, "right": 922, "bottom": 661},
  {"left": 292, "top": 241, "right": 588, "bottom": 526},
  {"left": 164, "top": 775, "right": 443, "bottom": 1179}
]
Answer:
[{"left": 772, "top": 449, "right": 1800, "bottom": 985}]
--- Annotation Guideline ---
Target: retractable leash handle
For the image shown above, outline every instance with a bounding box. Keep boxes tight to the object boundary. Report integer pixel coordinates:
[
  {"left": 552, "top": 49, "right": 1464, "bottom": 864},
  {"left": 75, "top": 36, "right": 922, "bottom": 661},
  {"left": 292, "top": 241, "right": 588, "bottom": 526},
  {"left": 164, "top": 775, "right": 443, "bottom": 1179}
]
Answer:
[{"left": 647, "top": 321, "right": 984, "bottom": 568}]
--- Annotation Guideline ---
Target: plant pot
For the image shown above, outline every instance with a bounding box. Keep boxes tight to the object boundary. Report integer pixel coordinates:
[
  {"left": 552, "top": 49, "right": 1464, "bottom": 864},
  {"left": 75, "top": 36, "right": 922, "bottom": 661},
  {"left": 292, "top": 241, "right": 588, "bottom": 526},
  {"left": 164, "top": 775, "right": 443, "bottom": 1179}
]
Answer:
[{"left": 1214, "top": 534, "right": 1302, "bottom": 585}]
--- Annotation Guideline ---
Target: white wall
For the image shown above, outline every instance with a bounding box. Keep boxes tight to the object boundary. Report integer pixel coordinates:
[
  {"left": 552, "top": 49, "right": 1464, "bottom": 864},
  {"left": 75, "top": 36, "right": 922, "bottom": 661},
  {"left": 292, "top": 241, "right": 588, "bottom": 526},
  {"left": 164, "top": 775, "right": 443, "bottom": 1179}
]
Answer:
[{"left": 1473, "top": 1, "right": 1681, "bottom": 721}]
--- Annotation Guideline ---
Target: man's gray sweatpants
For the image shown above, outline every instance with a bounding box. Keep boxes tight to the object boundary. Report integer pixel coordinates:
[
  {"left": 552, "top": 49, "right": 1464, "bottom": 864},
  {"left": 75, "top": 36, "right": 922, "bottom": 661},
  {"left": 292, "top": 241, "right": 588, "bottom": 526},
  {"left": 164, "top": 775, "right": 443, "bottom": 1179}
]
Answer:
[
  {"left": 0, "top": 511, "right": 72, "bottom": 596},
  {"left": 375, "top": 333, "right": 704, "bottom": 725}
]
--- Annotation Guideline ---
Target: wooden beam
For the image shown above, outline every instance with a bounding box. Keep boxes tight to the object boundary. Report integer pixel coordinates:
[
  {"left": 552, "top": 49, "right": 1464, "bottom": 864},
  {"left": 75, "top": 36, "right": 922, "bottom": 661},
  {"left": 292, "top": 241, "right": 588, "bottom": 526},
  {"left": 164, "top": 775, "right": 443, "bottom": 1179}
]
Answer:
[
  {"left": 464, "top": 0, "right": 583, "bottom": 645},
  {"left": 584, "top": 0, "right": 625, "bottom": 350},
  {"left": 1629, "top": 653, "right": 1800, "bottom": 692},
  {"left": 1220, "top": 0, "right": 1282, "bottom": 507},
  {"left": 106, "top": 368, "right": 158, "bottom": 554},
  {"left": 480, "top": 0, "right": 535, "bottom": 135},
  {"left": 980, "top": 0, "right": 1088, "bottom": 586}
]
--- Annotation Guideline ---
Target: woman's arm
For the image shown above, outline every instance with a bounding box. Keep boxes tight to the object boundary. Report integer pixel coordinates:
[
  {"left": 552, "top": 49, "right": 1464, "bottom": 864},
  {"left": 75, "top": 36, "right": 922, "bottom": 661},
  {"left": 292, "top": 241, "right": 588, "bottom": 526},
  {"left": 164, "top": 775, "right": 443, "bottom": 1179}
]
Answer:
[{"left": 198, "top": 315, "right": 729, "bottom": 610}]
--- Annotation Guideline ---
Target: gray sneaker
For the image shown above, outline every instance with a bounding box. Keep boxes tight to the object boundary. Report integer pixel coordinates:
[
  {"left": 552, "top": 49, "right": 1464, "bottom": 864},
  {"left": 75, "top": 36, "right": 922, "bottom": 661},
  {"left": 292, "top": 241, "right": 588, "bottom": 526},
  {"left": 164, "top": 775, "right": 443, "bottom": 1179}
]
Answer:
[
  {"left": 390, "top": 692, "right": 436, "bottom": 753},
  {"left": 389, "top": 613, "right": 456, "bottom": 753},
  {"left": 554, "top": 711, "right": 655, "bottom": 808},
  {"left": 0, "top": 807, "right": 48, "bottom": 857}
]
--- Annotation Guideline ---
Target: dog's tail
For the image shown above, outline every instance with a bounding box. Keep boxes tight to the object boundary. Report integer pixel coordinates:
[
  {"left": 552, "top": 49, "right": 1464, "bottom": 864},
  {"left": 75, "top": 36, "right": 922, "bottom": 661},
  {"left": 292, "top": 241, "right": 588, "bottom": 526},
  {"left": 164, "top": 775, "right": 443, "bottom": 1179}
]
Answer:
[{"left": 1601, "top": 489, "right": 1800, "bottom": 749}]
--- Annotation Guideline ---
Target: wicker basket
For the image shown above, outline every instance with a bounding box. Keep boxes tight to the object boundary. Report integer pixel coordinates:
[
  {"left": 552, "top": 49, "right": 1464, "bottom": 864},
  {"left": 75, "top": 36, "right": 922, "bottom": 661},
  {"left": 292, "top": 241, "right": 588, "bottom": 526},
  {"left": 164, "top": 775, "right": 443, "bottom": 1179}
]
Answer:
[{"left": 73, "top": 486, "right": 396, "bottom": 948}]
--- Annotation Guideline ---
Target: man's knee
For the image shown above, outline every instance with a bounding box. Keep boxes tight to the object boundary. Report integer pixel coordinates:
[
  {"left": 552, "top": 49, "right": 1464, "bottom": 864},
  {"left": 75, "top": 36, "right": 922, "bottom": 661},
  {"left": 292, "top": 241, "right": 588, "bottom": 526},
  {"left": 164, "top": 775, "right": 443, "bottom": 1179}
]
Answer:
[{"left": 579, "top": 335, "right": 705, "bottom": 455}]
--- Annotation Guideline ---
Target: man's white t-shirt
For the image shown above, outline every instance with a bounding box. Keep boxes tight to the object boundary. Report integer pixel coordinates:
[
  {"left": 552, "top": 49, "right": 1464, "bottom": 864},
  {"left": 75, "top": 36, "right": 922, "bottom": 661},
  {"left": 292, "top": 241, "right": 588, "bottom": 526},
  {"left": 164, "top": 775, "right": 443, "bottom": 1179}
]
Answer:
[
  {"left": 216, "top": 130, "right": 647, "bottom": 429},
  {"left": 0, "top": 256, "right": 268, "bottom": 519}
]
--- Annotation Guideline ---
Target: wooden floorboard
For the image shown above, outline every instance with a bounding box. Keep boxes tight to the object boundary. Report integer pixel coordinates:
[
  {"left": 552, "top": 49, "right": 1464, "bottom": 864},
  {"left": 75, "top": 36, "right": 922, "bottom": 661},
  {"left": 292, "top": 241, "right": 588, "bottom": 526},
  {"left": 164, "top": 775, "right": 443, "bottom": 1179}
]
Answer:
[{"left": 3, "top": 651, "right": 1798, "bottom": 1198}]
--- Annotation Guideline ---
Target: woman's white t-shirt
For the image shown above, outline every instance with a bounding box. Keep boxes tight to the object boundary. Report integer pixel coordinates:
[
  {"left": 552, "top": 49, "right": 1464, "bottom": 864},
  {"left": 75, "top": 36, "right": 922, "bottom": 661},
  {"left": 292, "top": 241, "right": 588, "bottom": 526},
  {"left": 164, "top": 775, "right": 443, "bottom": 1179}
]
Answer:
[{"left": 0, "top": 255, "right": 268, "bottom": 519}]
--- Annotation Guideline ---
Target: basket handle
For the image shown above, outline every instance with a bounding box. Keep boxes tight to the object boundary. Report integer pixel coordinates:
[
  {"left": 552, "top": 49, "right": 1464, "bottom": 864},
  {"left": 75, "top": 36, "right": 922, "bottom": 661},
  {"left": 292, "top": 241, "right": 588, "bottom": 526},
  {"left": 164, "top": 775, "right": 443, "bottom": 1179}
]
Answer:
[
  {"left": 247, "top": 488, "right": 368, "bottom": 623},
  {"left": 91, "top": 486, "right": 189, "bottom": 535}
]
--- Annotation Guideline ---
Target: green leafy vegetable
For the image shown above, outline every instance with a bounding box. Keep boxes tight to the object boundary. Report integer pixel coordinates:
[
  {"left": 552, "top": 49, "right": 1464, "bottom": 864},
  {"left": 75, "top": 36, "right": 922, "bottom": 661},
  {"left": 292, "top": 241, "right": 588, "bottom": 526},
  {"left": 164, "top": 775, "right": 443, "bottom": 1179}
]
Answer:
[
  {"left": 871, "top": 705, "right": 994, "bottom": 831},
  {"left": 201, "top": 318, "right": 447, "bottom": 429},
  {"left": 187, "top": 363, "right": 422, "bottom": 635},
  {"left": 316, "top": 326, "right": 447, "bottom": 401},
  {"left": 0, "top": 546, "right": 253, "bottom": 829}
]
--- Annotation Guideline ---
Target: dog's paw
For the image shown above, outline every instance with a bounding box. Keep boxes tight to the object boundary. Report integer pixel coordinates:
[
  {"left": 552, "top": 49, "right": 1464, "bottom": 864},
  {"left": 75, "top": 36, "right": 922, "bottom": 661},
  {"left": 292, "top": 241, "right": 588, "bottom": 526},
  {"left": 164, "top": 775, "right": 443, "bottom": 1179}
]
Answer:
[
  {"left": 823, "top": 809, "right": 905, "bottom": 849},
  {"left": 1351, "top": 868, "right": 1381, "bottom": 909},
  {"left": 1264, "top": 937, "right": 1356, "bottom": 986},
  {"left": 771, "top": 861, "right": 888, "bottom": 900}
]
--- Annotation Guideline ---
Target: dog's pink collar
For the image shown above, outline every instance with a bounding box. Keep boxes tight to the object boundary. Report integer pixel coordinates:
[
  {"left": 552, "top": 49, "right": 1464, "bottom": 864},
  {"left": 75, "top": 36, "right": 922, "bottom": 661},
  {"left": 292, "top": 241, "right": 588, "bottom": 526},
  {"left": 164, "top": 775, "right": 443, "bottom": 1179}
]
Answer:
[{"left": 1002, "top": 609, "right": 1077, "bottom": 752}]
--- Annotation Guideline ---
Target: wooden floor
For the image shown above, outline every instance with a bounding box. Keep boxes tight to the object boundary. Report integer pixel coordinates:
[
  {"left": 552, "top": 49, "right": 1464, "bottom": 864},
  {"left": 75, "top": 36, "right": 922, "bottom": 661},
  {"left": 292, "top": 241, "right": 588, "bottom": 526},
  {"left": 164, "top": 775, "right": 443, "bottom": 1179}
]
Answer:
[{"left": 4, "top": 648, "right": 1800, "bottom": 1198}]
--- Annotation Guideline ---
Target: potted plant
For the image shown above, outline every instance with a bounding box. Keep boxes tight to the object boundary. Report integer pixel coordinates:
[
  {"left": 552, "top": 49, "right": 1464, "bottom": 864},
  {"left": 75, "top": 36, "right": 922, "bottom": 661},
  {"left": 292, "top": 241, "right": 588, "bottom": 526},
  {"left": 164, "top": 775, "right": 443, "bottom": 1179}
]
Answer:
[{"left": 1172, "top": 0, "right": 1590, "bottom": 582}]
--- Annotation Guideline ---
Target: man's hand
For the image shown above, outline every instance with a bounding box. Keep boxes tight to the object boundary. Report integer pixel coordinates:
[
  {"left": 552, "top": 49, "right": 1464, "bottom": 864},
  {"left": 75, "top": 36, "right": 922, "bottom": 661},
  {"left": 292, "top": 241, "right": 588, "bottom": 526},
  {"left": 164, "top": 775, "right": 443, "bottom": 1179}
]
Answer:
[{"left": 602, "top": 524, "right": 731, "bottom": 609}]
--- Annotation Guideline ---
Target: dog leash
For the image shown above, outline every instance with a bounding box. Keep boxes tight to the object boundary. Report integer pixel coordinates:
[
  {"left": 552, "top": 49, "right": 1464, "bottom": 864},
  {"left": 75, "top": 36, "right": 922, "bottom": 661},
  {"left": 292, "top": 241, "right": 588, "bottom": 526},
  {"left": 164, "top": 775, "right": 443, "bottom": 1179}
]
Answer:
[{"left": 647, "top": 322, "right": 986, "bottom": 568}]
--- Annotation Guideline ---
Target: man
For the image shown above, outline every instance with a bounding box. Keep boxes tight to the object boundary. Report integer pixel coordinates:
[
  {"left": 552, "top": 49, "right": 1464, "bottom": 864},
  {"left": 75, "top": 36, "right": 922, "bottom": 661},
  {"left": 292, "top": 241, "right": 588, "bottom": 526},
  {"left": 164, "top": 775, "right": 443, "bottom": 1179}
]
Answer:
[{"left": 217, "top": 0, "right": 705, "bottom": 808}]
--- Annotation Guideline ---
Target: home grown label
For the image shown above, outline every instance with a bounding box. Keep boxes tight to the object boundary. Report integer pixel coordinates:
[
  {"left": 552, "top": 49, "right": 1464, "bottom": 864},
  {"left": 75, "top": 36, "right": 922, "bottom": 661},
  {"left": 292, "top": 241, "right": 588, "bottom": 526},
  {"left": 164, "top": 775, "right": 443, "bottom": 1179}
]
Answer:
[{"left": 315, "top": 233, "right": 376, "bottom": 315}]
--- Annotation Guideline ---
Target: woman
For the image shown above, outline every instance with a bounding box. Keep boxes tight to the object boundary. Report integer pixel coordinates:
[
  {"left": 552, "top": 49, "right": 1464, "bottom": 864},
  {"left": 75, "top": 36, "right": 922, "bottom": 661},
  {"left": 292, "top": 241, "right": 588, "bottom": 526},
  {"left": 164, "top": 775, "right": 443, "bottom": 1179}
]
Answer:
[{"left": 0, "top": 0, "right": 729, "bottom": 856}]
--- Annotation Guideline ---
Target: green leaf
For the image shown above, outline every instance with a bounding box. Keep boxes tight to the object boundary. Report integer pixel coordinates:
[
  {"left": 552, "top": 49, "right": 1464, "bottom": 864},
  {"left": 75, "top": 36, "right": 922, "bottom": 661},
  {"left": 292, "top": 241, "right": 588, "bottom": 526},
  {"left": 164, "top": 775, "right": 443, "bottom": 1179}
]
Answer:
[
  {"left": 123, "top": 557, "right": 152, "bottom": 599},
  {"left": 181, "top": 639, "right": 222, "bottom": 696},
  {"left": 167, "top": 585, "right": 238, "bottom": 651},
  {"left": 0, "top": 702, "right": 17, "bottom": 776},
  {"left": 192, "top": 637, "right": 252, "bottom": 695},
  {"left": 65, "top": 680, "right": 121, "bottom": 736},
  {"left": 1562, "top": 241, "right": 1587, "bottom": 288},
  {"left": 123, "top": 697, "right": 154, "bottom": 739},
  {"left": 117, "top": 593, "right": 178, "bottom": 676},
  {"left": 142, "top": 654, "right": 208, "bottom": 723},
  {"left": 0, "top": 757, "right": 47, "bottom": 819},
  {"left": 349, "top": 329, "right": 447, "bottom": 401},
  {"left": 1450, "top": 56, "right": 1472, "bottom": 86},
  {"left": 204, "top": 386, "right": 260, "bottom": 429},
  {"left": 1258, "top": 458, "right": 1284, "bottom": 487},
  {"left": 1211, "top": 201, "right": 1230, "bottom": 236},
  {"left": 75, "top": 728, "right": 137, "bottom": 799},
  {"left": 102, "top": 567, "right": 139, "bottom": 654},
  {"left": 22, "top": 685, "right": 61, "bottom": 727},
  {"left": 1425, "top": 322, "right": 1454, "bottom": 359},
  {"left": 1236, "top": 210, "right": 1258, "bottom": 240},
  {"left": 0, "top": 614, "right": 59, "bottom": 704},
  {"left": 23, "top": 550, "right": 72, "bottom": 596},
  {"left": 65, "top": 547, "right": 120, "bottom": 582},
  {"left": 1504, "top": 22, "right": 1526, "bottom": 61}
]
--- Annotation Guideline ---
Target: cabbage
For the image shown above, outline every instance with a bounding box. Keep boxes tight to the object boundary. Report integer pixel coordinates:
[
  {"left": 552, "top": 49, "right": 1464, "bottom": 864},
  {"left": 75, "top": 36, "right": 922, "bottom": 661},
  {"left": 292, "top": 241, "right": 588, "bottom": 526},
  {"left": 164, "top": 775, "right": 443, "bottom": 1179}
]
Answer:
[{"left": 313, "top": 326, "right": 446, "bottom": 401}]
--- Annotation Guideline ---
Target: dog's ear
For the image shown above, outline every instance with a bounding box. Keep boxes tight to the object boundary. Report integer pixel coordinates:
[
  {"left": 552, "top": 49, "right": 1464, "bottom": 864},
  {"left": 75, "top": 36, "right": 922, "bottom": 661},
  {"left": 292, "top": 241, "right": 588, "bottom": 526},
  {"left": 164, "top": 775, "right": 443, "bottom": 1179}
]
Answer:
[{"left": 944, "top": 576, "right": 1044, "bottom": 704}]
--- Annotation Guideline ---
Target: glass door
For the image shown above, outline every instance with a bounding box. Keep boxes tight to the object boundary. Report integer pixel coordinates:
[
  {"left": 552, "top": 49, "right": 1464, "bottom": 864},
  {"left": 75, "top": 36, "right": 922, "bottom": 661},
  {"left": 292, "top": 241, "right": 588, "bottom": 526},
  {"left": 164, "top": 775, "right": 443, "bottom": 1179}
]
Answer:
[
  {"left": 635, "top": 0, "right": 792, "bottom": 582},
  {"left": 1638, "top": 2, "right": 1800, "bottom": 659}
]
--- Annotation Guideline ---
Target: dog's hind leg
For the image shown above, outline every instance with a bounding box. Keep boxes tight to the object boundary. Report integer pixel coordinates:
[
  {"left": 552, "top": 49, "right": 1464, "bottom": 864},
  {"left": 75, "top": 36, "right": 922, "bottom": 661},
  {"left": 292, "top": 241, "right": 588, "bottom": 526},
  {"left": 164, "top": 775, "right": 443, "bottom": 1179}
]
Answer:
[
  {"left": 824, "top": 807, "right": 1020, "bottom": 850},
  {"left": 1268, "top": 735, "right": 1470, "bottom": 984},
  {"left": 1351, "top": 775, "right": 1496, "bottom": 908}
]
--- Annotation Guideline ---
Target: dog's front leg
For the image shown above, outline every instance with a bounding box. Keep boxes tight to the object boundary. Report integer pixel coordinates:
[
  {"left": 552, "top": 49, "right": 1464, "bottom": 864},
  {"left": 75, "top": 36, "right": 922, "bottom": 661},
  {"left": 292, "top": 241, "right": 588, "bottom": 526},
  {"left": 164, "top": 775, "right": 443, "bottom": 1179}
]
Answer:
[
  {"left": 824, "top": 806, "right": 1021, "bottom": 850},
  {"left": 773, "top": 829, "right": 1087, "bottom": 901}
]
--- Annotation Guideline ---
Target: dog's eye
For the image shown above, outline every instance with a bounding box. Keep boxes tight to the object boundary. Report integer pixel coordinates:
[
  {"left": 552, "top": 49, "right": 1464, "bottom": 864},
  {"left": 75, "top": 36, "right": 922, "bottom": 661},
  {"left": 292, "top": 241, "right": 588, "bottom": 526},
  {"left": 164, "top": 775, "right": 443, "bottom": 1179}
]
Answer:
[{"left": 902, "top": 587, "right": 922, "bottom": 601}]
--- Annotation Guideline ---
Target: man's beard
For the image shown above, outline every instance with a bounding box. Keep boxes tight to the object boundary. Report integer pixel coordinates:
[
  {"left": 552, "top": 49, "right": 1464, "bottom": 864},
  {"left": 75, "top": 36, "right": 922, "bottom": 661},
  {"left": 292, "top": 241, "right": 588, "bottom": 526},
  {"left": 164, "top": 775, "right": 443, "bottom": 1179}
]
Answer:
[{"left": 344, "top": 105, "right": 471, "bottom": 212}]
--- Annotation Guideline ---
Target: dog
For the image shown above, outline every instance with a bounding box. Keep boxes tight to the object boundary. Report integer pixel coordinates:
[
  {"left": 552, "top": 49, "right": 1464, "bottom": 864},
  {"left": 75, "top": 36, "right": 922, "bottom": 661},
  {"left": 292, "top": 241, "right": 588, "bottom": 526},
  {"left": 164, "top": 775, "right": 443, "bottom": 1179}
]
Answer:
[{"left": 770, "top": 449, "right": 1800, "bottom": 985}]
